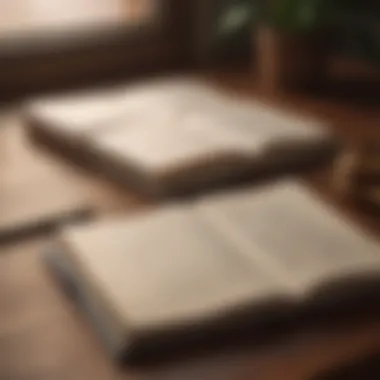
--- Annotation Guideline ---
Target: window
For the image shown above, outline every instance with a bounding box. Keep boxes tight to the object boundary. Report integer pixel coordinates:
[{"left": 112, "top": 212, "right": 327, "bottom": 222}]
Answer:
[
  {"left": 0, "top": 0, "right": 189, "bottom": 95},
  {"left": 0, "top": 0, "right": 157, "bottom": 37}
]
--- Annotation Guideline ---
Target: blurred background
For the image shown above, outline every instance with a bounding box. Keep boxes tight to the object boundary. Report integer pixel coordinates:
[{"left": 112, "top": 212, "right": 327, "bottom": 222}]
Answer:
[{"left": 0, "top": 0, "right": 378, "bottom": 99}]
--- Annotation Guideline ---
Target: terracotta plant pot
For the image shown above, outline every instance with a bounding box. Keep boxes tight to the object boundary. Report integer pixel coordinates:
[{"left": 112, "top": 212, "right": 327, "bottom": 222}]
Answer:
[{"left": 256, "top": 26, "right": 328, "bottom": 93}]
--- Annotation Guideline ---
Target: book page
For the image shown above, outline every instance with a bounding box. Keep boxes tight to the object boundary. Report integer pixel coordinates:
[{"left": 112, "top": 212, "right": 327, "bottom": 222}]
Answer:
[
  {"left": 197, "top": 182, "right": 380, "bottom": 295},
  {"left": 62, "top": 205, "right": 288, "bottom": 333},
  {"left": 25, "top": 78, "right": 230, "bottom": 136},
  {"left": 181, "top": 112, "right": 269, "bottom": 154},
  {"left": 217, "top": 99, "right": 329, "bottom": 140},
  {"left": 26, "top": 88, "right": 129, "bottom": 134},
  {"left": 179, "top": 95, "right": 332, "bottom": 161},
  {"left": 91, "top": 110, "right": 255, "bottom": 177}
]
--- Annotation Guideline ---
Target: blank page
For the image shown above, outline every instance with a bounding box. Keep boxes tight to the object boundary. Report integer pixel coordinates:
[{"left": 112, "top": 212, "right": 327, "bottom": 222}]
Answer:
[
  {"left": 27, "top": 89, "right": 130, "bottom": 134},
  {"left": 214, "top": 99, "right": 329, "bottom": 141},
  {"left": 25, "top": 78, "right": 230, "bottom": 137},
  {"left": 62, "top": 205, "right": 287, "bottom": 334},
  {"left": 197, "top": 182, "right": 380, "bottom": 294},
  {"left": 91, "top": 110, "right": 262, "bottom": 177}
]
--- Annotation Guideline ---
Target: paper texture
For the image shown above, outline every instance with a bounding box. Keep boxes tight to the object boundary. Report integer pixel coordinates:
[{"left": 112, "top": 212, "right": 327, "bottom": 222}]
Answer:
[
  {"left": 197, "top": 182, "right": 380, "bottom": 293},
  {"left": 91, "top": 109, "right": 266, "bottom": 177},
  {"left": 63, "top": 205, "right": 286, "bottom": 333},
  {"left": 26, "top": 79, "right": 228, "bottom": 136}
]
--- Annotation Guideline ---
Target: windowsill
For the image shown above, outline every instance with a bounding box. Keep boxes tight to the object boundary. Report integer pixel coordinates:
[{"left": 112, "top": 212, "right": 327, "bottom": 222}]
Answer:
[{"left": 0, "top": 20, "right": 161, "bottom": 58}]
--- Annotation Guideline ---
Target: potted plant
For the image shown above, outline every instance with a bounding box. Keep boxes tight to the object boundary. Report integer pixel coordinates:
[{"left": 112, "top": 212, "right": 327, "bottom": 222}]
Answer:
[{"left": 256, "top": 0, "right": 329, "bottom": 92}]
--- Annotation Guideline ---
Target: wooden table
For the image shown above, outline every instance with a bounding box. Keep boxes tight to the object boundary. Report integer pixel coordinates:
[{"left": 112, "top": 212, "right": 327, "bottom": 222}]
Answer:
[{"left": 1, "top": 73, "right": 380, "bottom": 380}]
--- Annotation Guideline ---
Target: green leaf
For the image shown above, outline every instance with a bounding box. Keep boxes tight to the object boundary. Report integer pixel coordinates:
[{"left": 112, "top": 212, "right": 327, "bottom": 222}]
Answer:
[
  {"left": 218, "top": 2, "right": 259, "bottom": 38},
  {"left": 266, "top": 0, "right": 321, "bottom": 32}
]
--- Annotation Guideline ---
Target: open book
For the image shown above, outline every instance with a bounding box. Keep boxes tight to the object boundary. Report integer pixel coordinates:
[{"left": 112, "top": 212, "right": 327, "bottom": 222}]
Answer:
[
  {"left": 25, "top": 78, "right": 338, "bottom": 197},
  {"left": 47, "top": 181, "right": 380, "bottom": 360}
]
